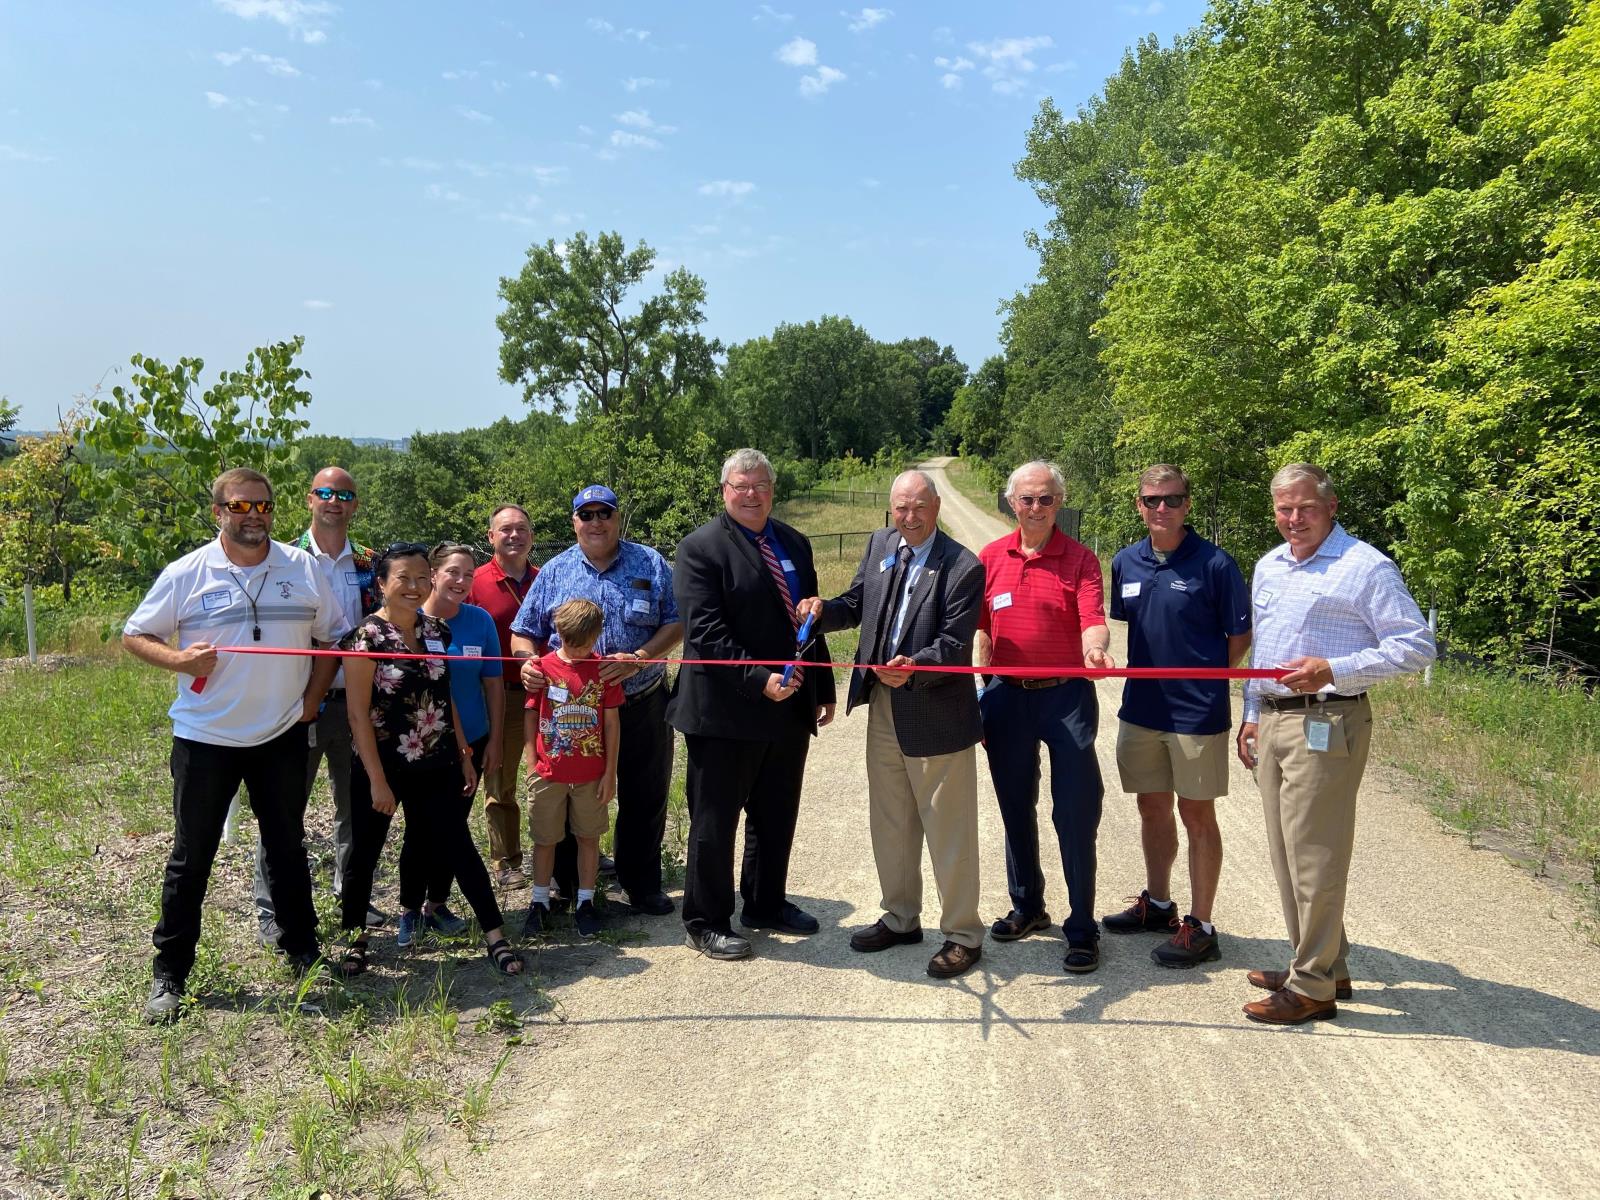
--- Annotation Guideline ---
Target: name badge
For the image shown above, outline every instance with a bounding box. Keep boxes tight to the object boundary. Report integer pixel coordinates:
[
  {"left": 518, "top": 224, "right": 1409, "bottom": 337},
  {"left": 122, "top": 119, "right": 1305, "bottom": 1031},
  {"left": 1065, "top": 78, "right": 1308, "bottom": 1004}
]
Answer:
[
  {"left": 1256, "top": 589, "right": 1274, "bottom": 607},
  {"left": 1120, "top": 582, "right": 1141, "bottom": 599},
  {"left": 630, "top": 598, "right": 651, "bottom": 613},
  {"left": 201, "top": 589, "right": 232, "bottom": 612},
  {"left": 548, "top": 684, "right": 570, "bottom": 703},
  {"left": 992, "top": 592, "right": 1013, "bottom": 612},
  {"left": 463, "top": 645, "right": 482, "bottom": 658},
  {"left": 880, "top": 554, "right": 896, "bottom": 573},
  {"left": 1305, "top": 715, "right": 1332, "bottom": 753},
  {"left": 779, "top": 559, "right": 795, "bottom": 572},
  {"left": 344, "top": 570, "right": 362, "bottom": 586},
  {"left": 424, "top": 638, "right": 446, "bottom": 654}
]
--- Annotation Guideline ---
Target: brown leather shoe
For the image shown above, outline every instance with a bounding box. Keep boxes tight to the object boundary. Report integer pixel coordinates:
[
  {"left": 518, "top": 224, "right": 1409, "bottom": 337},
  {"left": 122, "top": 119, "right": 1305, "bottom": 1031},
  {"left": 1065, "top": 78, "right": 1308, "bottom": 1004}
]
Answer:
[
  {"left": 849, "top": 919, "right": 924, "bottom": 953},
  {"left": 1247, "top": 968, "right": 1353, "bottom": 1000},
  {"left": 927, "top": 940, "right": 981, "bottom": 979},
  {"left": 1243, "top": 987, "right": 1337, "bottom": 1025}
]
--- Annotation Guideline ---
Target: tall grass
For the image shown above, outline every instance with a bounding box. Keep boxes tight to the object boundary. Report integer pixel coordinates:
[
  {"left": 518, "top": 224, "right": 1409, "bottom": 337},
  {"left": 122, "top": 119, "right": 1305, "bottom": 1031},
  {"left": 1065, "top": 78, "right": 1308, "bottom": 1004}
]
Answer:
[{"left": 1375, "top": 664, "right": 1600, "bottom": 914}]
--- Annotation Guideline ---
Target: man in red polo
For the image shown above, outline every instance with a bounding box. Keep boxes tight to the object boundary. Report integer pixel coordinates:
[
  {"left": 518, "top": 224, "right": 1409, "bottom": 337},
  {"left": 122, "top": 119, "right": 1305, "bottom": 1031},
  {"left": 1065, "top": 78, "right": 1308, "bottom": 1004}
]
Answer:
[
  {"left": 467, "top": 503, "right": 539, "bottom": 886},
  {"left": 974, "top": 460, "right": 1113, "bottom": 974}
]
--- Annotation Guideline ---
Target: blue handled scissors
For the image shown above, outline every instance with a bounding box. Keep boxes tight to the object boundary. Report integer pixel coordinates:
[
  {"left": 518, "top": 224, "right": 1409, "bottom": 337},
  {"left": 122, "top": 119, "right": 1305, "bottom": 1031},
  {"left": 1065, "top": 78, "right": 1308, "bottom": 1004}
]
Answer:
[{"left": 781, "top": 613, "right": 816, "bottom": 687}]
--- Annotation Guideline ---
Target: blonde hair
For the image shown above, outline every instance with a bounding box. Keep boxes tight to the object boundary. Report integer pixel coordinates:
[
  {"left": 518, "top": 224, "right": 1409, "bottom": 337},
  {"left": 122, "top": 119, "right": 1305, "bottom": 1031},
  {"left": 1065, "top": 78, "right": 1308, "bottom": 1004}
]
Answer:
[{"left": 553, "top": 598, "right": 604, "bottom": 647}]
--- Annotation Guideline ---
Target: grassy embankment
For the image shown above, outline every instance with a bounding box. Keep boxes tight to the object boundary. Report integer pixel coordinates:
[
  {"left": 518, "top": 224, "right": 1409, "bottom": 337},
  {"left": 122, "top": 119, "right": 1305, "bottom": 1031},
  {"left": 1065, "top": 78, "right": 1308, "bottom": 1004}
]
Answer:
[{"left": 0, "top": 650, "right": 622, "bottom": 1197}]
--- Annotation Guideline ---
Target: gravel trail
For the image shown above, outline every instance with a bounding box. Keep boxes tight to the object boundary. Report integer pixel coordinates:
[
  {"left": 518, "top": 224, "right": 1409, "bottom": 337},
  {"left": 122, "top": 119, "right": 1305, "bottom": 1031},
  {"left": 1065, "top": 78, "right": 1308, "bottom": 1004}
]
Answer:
[{"left": 451, "top": 457, "right": 1600, "bottom": 1199}]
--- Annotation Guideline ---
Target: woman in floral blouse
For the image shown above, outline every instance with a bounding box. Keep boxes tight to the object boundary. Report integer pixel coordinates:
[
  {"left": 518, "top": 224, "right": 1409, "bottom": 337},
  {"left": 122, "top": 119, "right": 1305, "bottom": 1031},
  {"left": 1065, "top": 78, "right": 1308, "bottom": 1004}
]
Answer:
[{"left": 338, "top": 543, "right": 522, "bottom": 977}]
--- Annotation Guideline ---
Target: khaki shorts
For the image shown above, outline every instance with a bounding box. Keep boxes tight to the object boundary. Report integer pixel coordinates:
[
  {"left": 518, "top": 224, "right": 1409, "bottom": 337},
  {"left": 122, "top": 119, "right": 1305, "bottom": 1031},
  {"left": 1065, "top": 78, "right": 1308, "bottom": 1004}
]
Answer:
[
  {"left": 1116, "top": 721, "right": 1230, "bottom": 800},
  {"left": 527, "top": 776, "right": 606, "bottom": 844}
]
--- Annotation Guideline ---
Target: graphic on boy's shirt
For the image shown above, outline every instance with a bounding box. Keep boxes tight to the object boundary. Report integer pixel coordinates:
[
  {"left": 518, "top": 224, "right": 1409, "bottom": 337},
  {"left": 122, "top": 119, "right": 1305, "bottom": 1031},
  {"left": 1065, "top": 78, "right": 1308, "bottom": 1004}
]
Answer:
[{"left": 539, "top": 676, "right": 607, "bottom": 762}]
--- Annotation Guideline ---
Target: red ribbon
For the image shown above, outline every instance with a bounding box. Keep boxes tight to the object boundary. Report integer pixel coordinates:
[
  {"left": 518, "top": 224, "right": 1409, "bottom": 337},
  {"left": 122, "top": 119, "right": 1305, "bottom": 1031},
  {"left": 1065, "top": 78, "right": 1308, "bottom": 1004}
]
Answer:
[{"left": 189, "top": 643, "right": 1288, "bottom": 691}]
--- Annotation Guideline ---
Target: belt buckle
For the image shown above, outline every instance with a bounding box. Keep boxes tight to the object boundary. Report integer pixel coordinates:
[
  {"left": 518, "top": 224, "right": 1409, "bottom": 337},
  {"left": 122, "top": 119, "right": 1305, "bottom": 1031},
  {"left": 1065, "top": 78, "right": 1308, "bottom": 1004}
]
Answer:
[{"left": 1021, "top": 677, "right": 1049, "bottom": 690}]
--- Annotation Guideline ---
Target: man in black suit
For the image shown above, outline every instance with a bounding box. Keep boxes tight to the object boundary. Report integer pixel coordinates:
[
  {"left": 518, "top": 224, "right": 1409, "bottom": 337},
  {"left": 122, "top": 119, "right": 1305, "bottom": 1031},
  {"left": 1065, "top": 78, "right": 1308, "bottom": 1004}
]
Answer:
[
  {"left": 797, "top": 470, "right": 986, "bottom": 978},
  {"left": 667, "top": 448, "right": 837, "bottom": 961}
]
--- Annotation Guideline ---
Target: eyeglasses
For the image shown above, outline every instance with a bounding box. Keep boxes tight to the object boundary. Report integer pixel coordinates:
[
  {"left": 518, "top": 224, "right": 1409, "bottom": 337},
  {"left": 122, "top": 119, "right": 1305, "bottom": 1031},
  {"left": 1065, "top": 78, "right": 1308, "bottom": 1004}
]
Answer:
[
  {"left": 1139, "top": 494, "right": 1188, "bottom": 509},
  {"left": 1013, "top": 494, "right": 1059, "bottom": 509},
  {"left": 222, "top": 499, "right": 275, "bottom": 514},
  {"left": 575, "top": 508, "right": 616, "bottom": 523},
  {"left": 385, "top": 541, "right": 429, "bottom": 557},
  {"left": 311, "top": 487, "right": 357, "bottom": 502},
  {"left": 724, "top": 482, "right": 773, "bottom": 496}
]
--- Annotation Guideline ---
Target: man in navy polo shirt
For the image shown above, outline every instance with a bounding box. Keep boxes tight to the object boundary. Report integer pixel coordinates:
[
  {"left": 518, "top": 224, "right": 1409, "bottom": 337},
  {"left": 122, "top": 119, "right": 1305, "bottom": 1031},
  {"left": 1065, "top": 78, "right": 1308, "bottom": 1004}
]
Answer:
[{"left": 1102, "top": 464, "right": 1252, "bottom": 968}]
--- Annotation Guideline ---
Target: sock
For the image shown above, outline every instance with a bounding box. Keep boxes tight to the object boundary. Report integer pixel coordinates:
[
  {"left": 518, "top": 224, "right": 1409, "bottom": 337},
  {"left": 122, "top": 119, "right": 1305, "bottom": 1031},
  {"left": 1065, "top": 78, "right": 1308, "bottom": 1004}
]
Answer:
[
  {"left": 531, "top": 885, "right": 550, "bottom": 905},
  {"left": 1197, "top": 919, "right": 1215, "bottom": 935},
  {"left": 577, "top": 888, "right": 595, "bottom": 905},
  {"left": 1148, "top": 895, "right": 1175, "bottom": 909}
]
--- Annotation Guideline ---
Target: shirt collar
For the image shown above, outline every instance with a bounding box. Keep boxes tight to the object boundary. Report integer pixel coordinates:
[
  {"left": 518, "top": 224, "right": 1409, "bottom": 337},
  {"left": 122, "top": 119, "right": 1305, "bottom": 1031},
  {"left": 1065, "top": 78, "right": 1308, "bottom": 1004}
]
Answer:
[
  {"left": 1271, "top": 522, "right": 1354, "bottom": 567},
  {"left": 487, "top": 555, "right": 531, "bottom": 584},
  {"left": 1007, "top": 526, "right": 1066, "bottom": 558},
  {"left": 896, "top": 532, "right": 936, "bottom": 567},
  {"left": 1138, "top": 526, "right": 1196, "bottom": 564},
  {"left": 208, "top": 537, "right": 283, "bottom": 571},
  {"left": 306, "top": 534, "right": 353, "bottom": 563}
]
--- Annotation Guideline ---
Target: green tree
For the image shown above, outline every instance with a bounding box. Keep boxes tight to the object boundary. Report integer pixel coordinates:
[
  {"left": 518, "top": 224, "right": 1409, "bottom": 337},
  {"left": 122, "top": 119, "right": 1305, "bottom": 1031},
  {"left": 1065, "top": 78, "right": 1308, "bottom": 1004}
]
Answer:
[
  {"left": 0, "top": 423, "right": 101, "bottom": 596},
  {"left": 496, "top": 231, "right": 721, "bottom": 437},
  {"left": 75, "top": 338, "right": 312, "bottom": 572},
  {"left": 891, "top": 336, "right": 969, "bottom": 443}
]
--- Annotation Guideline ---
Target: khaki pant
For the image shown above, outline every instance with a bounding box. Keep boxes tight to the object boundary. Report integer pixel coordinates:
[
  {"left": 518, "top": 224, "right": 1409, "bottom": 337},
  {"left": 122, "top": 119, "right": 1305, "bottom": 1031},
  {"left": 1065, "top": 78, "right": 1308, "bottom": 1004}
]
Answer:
[
  {"left": 484, "top": 686, "right": 528, "bottom": 870},
  {"left": 1256, "top": 696, "right": 1374, "bottom": 1002},
  {"left": 865, "top": 687, "right": 983, "bottom": 949}
]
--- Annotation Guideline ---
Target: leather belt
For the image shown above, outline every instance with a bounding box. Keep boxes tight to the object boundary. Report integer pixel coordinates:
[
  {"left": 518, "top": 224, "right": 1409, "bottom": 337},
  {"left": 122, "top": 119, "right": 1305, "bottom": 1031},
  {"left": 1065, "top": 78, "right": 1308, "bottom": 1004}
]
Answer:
[
  {"left": 623, "top": 675, "right": 665, "bottom": 707},
  {"left": 1000, "top": 676, "right": 1069, "bottom": 690},
  {"left": 1261, "top": 692, "right": 1366, "bottom": 711}
]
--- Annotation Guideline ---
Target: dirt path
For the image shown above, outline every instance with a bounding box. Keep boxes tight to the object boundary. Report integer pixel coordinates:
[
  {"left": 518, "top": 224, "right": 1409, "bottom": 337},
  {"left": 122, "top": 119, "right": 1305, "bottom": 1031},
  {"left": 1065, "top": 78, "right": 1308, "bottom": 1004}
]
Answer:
[{"left": 454, "top": 458, "right": 1600, "bottom": 1199}]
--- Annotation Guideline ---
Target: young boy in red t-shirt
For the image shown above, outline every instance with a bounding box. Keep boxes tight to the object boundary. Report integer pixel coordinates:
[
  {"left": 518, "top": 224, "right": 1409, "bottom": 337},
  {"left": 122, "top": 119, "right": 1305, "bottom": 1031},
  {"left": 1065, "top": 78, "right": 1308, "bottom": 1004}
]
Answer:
[{"left": 523, "top": 598, "right": 622, "bottom": 937}]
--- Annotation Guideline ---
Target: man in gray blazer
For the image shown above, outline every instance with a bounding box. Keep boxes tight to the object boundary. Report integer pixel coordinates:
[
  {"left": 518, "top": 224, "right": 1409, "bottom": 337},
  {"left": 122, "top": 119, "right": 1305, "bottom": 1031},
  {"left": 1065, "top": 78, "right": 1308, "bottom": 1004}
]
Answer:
[{"left": 798, "top": 470, "right": 986, "bottom": 978}]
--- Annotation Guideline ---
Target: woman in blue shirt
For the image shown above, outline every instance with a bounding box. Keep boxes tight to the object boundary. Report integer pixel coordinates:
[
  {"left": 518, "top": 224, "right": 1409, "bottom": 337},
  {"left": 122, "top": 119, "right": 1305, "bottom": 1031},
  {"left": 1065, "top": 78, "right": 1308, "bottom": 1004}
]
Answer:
[{"left": 419, "top": 542, "right": 505, "bottom": 935}]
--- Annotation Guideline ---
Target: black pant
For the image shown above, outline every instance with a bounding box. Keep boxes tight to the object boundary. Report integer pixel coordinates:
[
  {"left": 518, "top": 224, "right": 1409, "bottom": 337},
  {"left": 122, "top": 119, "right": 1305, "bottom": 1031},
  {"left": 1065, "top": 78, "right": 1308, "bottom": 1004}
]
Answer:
[
  {"left": 681, "top": 731, "right": 810, "bottom": 935},
  {"left": 154, "top": 723, "right": 317, "bottom": 982},
  {"left": 342, "top": 752, "right": 504, "bottom": 936},
  {"left": 427, "top": 733, "right": 488, "bottom": 906}
]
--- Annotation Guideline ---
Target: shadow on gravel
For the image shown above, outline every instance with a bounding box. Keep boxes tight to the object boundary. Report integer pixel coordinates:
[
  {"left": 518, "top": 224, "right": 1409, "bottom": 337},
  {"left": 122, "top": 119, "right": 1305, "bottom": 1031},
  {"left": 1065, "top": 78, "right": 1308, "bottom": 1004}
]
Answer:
[{"left": 574, "top": 902, "right": 1600, "bottom": 1056}]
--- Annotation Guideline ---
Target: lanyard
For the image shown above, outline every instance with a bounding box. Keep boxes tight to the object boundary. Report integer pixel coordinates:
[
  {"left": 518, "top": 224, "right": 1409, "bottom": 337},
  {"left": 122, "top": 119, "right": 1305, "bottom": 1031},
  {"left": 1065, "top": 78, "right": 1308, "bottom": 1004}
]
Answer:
[{"left": 228, "top": 568, "right": 269, "bottom": 642}]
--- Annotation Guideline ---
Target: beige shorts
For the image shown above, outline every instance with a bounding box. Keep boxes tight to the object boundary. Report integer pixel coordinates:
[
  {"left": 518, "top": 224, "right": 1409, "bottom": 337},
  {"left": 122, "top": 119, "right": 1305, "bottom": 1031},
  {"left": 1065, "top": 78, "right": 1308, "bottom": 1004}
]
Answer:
[
  {"left": 1116, "top": 721, "right": 1230, "bottom": 800},
  {"left": 527, "top": 776, "right": 606, "bottom": 844}
]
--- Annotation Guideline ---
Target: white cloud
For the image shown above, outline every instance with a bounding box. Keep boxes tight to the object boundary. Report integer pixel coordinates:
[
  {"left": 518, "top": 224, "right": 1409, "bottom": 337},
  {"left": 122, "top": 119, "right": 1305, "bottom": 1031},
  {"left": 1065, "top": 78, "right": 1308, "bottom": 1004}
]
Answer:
[
  {"left": 799, "top": 64, "right": 846, "bottom": 97},
  {"left": 363, "top": 77, "right": 382, "bottom": 89},
  {"left": 525, "top": 71, "right": 561, "bottom": 88},
  {"left": 513, "top": 163, "right": 568, "bottom": 185},
  {"left": 844, "top": 7, "right": 892, "bottom": 33},
  {"left": 215, "top": 47, "right": 299, "bottom": 75},
  {"left": 934, "top": 55, "right": 973, "bottom": 71},
  {"left": 623, "top": 76, "right": 665, "bottom": 91},
  {"left": 609, "top": 129, "right": 662, "bottom": 150},
  {"left": 586, "top": 18, "right": 614, "bottom": 33},
  {"left": 455, "top": 106, "right": 493, "bottom": 123},
  {"left": 424, "top": 183, "right": 468, "bottom": 204},
  {"left": 756, "top": 5, "right": 794, "bottom": 21},
  {"left": 329, "top": 107, "right": 375, "bottom": 127},
  {"left": 491, "top": 78, "right": 510, "bottom": 94},
  {"left": 1118, "top": 1, "right": 1165, "bottom": 13},
  {"left": 455, "top": 159, "right": 494, "bottom": 178},
  {"left": 967, "top": 35, "right": 1054, "bottom": 94},
  {"left": 588, "top": 18, "right": 649, "bottom": 41},
  {"left": 212, "top": 0, "right": 334, "bottom": 45},
  {"left": 441, "top": 68, "right": 479, "bottom": 81},
  {"left": 697, "top": 179, "right": 755, "bottom": 198},
  {"left": 205, "top": 90, "right": 235, "bottom": 108},
  {"left": 615, "top": 109, "right": 677, "bottom": 134},
  {"left": 1045, "top": 60, "right": 1078, "bottom": 74},
  {"left": 776, "top": 37, "right": 817, "bottom": 67},
  {"left": 939, "top": 73, "right": 962, "bottom": 89},
  {"left": 690, "top": 223, "right": 721, "bottom": 235},
  {"left": 396, "top": 156, "right": 442, "bottom": 171},
  {"left": 860, "top": 176, "right": 880, "bottom": 188},
  {"left": 0, "top": 144, "right": 53, "bottom": 163},
  {"left": 302, "top": 299, "right": 333, "bottom": 309}
]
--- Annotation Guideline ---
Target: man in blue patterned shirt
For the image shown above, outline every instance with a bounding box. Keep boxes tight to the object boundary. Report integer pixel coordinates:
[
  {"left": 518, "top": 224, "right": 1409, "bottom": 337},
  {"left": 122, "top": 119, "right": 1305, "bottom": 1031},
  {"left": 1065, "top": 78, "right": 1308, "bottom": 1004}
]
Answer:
[
  {"left": 510, "top": 485, "right": 684, "bottom": 918},
  {"left": 1236, "top": 463, "right": 1435, "bottom": 1025}
]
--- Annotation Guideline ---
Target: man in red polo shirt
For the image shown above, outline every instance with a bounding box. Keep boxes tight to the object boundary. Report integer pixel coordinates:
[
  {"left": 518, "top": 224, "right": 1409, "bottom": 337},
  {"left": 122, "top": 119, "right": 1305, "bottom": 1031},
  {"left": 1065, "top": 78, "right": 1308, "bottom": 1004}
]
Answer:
[
  {"left": 974, "top": 460, "right": 1114, "bottom": 974},
  {"left": 467, "top": 503, "right": 539, "bottom": 886}
]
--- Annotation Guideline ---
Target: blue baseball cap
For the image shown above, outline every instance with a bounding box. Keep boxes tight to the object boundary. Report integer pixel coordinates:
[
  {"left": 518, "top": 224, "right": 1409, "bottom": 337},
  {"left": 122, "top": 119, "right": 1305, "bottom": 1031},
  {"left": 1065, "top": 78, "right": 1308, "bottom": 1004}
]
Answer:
[{"left": 572, "top": 484, "right": 619, "bottom": 512}]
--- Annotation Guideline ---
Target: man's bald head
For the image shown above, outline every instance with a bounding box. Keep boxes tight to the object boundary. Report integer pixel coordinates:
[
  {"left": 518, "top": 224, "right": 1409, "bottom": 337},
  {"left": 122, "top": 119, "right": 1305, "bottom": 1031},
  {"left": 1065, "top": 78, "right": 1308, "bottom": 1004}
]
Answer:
[{"left": 306, "top": 464, "right": 359, "bottom": 541}]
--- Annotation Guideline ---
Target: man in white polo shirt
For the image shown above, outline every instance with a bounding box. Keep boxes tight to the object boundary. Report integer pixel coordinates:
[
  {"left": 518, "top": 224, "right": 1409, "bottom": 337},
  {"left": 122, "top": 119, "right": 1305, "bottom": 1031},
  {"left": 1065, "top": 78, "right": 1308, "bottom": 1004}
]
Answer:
[{"left": 123, "top": 467, "right": 345, "bottom": 1024}]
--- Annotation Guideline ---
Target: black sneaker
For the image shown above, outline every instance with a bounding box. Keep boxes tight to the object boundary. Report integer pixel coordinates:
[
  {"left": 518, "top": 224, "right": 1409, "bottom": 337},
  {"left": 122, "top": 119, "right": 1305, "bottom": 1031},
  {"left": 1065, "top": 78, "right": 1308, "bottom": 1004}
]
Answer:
[
  {"left": 574, "top": 900, "right": 603, "bottom": 938},
  {"left": 598, "top": 854, "right": 617, "bottom": 877},
  {"left": 144, "top": 976, "right": 185, "bottom": 1025},
  {"left": 685, "top": 928, "right": 752, "bottom": 960},
  {"left": 1151, "top": 915, "right": 1221, "bottom": 968},
  {"left": 523, "top": 900, "right": 552, "bottom": 937},
  {"left": 1102, "top": 890, "right": 1180, "bottom": 934}
]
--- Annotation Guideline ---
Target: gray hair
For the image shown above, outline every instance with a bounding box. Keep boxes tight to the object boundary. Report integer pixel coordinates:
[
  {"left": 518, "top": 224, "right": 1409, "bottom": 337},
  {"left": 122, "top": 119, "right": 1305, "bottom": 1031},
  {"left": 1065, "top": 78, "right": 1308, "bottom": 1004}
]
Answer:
[
  {"left": 720, "top": 448, "right": 774, "bottom": 486},
  {"left": 1005, "top": 460, "right": 1066, "bottom": 500},
  {"left": 890, "top": 469, "right": 939, "bottom": 500},
  {"left": 1269, "top": 462, "right": 1336, "bottom": 501}
]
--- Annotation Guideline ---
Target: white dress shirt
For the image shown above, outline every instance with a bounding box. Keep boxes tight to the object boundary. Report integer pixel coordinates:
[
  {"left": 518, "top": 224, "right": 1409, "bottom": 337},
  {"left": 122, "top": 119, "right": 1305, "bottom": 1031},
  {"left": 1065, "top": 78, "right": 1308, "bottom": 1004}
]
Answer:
[{"left": 1243, "top": 523, "right": 1435, "bottom": 723}]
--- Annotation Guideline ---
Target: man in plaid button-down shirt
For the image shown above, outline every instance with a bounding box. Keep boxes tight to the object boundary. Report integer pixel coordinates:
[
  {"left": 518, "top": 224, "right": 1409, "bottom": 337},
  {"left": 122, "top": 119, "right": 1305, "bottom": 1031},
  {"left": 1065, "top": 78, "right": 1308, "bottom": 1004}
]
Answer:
[{"left": 1236, "top": 463, "right": 1435, "bottom": 1025}]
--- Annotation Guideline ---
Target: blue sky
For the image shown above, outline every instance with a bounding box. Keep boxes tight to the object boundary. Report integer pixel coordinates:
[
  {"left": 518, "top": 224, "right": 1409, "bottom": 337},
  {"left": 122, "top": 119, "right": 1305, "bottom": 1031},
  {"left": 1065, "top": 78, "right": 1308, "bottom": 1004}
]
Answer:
[{"left": 1, "top": 1, "right": 1207, "bottom": 438}]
